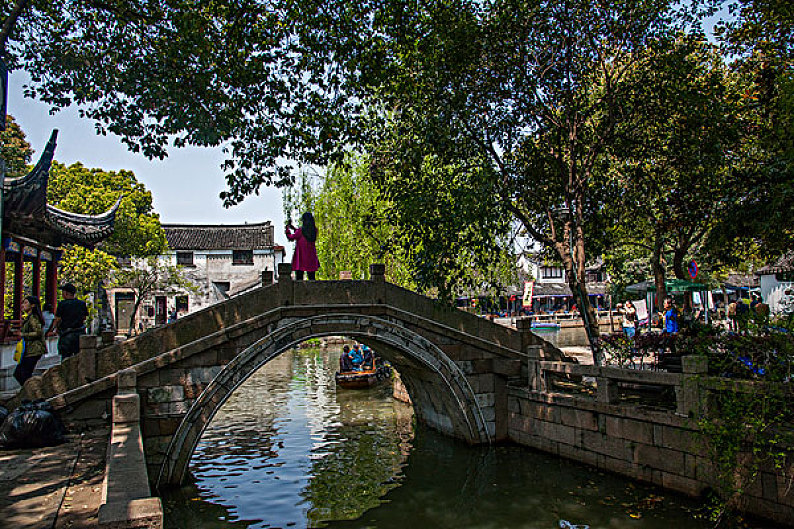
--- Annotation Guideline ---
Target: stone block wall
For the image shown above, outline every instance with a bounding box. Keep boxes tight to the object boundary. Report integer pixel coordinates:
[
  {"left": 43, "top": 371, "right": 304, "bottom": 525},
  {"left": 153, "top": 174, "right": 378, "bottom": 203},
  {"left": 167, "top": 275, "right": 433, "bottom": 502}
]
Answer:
[{"left": 507, "top": 386, "right": 794, "bottom": 526}]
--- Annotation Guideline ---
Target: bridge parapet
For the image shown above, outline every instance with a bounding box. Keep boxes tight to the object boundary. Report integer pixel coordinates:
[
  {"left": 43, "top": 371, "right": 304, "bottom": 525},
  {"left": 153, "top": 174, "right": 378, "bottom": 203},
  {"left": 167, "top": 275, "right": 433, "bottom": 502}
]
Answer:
[{"left": 98, "top": 369, "right": 163, "bottom": 529}]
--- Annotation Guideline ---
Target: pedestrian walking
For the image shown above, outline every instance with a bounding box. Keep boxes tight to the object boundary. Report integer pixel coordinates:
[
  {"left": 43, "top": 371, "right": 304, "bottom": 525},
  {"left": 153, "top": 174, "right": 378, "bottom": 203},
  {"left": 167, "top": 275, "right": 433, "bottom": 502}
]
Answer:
[
  {"left": 51, "top": 283, "right": 88, "bottom": 359},
  {"left": 619, "top": 300, "right": 638, "bottom": 338},
  {"left": 285, "top": 211, "right": 320, "bottom": 280},
  {"left": 14, "top": 296, "right": 47, "bottom": 386},
  {"left": 42, "top": 302, "right": 57, "bottom": 355}
]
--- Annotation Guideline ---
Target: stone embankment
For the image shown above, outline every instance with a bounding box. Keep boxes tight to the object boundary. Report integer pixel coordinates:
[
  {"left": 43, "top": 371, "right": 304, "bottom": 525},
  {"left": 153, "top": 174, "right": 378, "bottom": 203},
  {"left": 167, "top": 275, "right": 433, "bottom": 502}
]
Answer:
[{"left": 506, "top": 351, "right": 794, "bottom": 526}]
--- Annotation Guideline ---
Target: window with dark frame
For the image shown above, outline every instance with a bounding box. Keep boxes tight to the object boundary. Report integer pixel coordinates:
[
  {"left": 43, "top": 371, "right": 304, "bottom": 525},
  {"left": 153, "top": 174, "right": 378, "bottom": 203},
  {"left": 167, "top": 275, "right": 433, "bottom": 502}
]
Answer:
[
  {"left": 175, "top": 295, "right": 189, "bottom": 312},
  {"left": 176, "top": 251, "right": 194, "bottom": 266},
  {"left": 213, "top": 281, "right": 231, "bottom": 294},
  {"left": 232, "top": 249, "right": 254, "bottom": 265},
  {"left": 541, "top": 266, "right": 564, "bottom": 279}
]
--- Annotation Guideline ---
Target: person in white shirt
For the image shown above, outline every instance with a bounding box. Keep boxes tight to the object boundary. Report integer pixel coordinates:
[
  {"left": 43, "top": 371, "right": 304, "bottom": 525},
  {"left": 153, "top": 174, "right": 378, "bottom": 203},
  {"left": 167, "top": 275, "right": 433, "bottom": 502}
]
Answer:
[{"left": 42, "top": 303, "right": 57, "bottom": 355}]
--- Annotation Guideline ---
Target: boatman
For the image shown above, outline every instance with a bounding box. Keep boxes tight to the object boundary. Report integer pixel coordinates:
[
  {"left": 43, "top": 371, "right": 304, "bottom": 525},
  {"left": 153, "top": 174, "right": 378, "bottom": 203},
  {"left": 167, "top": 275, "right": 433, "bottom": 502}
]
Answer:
[
  {"left": 340, "top": 345, "right": 354, "bottom": 372},
  {"left": 361, "top": 344, "right": 374, "bottom": 370}
]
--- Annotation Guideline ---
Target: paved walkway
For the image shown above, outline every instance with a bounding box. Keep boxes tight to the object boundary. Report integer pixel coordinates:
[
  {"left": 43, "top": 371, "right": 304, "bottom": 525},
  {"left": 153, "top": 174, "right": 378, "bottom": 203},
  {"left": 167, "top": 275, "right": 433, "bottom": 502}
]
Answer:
[{"left": 0, "top": 425, "right": 108, "bottom": 529}]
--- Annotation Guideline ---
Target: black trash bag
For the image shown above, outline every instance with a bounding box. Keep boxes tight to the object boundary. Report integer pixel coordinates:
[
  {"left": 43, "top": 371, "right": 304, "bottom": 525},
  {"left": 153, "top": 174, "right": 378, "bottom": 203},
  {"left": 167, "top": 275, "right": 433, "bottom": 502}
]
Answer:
[
  {"left": 0, "top": 405, "right": 8, "bottom": 428},
  {"left": 0, "top": 401, "right": 66, "bottom": 449}
]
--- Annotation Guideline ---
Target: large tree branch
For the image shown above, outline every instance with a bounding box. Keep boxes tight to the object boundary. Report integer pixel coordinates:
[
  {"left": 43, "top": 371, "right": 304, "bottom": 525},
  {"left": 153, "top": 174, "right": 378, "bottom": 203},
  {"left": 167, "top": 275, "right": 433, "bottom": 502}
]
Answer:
[{"left": 0, "top": 0, "right": 29, "bottom": 58}]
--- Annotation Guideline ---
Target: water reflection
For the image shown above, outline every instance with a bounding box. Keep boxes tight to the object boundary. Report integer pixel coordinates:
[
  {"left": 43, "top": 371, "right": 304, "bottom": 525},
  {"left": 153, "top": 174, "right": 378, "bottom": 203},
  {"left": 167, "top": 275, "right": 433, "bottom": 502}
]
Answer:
[
  {"left": 163, "top": 348, "right": 709, "bottom": 529},
  {"left": 327, "top": 429, "right": 707, "bottom": 529},
  {"left": 164, "top": 348, "right": 412, "bottom": 528}
]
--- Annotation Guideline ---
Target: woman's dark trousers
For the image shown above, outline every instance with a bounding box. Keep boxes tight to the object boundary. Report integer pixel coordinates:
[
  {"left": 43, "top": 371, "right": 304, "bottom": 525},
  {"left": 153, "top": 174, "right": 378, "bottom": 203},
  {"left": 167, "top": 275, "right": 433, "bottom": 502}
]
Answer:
[{"left": 14, "top": 354, "right": 41, "bottom": 386}]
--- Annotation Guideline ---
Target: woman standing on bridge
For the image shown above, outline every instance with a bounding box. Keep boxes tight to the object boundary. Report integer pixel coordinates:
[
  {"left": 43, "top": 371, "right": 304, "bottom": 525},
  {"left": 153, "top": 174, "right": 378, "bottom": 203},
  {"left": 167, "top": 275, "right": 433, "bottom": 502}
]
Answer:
[{"left": 285, "top": 211, "right": 320, "bottom": 280}]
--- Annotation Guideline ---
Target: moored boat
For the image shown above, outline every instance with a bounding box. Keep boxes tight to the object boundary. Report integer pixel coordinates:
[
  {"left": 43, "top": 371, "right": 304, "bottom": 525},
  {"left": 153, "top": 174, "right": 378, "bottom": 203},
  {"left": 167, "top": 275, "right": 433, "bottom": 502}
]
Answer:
[{"left": 335, "top": 363, "right": 392, "bottom": 389}]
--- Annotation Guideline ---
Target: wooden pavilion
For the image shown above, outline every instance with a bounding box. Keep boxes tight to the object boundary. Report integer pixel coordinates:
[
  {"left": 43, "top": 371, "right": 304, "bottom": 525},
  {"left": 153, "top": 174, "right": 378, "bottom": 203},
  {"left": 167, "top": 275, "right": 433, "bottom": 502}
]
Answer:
[{"left": 1, "top": 130, "right": 120, "bottom": 342}]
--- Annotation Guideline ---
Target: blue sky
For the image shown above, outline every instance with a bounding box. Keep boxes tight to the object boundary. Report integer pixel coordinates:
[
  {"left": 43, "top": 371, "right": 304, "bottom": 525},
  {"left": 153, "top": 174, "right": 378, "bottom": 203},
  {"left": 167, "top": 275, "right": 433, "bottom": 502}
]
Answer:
[{"left": 9, "top": 73, "right": 288, "bottom": 245}]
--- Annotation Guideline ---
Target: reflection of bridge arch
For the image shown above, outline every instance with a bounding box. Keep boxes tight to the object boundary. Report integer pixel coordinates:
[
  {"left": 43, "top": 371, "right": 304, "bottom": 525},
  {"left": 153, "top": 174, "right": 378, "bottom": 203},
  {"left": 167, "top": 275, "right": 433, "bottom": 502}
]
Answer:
[{"left": 157, "top": 313, "right": 490, "bottom": 489}]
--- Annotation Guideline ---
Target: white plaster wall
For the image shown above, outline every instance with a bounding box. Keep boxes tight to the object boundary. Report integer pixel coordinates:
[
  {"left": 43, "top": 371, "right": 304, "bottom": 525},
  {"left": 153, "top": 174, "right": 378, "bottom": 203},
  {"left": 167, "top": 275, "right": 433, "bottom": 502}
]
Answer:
[{"left": 760, "top": 274, "right": 794, "bottom": 314}]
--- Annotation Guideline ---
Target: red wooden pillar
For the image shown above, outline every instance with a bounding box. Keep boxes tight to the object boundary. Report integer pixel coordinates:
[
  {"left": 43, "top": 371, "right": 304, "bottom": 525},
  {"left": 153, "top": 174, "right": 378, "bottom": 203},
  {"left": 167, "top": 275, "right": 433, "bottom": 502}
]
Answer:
[
  {"left": 13, "top": 250, "right": 23, "bottom": 321},
  {"left": 32, "top": 252, "right": 41, "bottom": 299},
  {"left": 45, "top": 260, "right": 57, "bottom": 310}
]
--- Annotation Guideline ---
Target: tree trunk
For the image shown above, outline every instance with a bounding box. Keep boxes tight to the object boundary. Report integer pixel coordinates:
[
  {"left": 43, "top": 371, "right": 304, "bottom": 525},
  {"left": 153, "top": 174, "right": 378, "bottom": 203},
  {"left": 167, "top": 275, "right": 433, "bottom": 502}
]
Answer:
[
  {"left": 557, "top": 229, "right": 603, "bottom": 365},
  {"left": 673, "top": 247, "right": 692, "bottom": 311},
  {"left": 127, "top": 294, "right": 142, "bottom": 338},
  {"left": 652, "top": 240, "right": 667, "bottom": 311}
]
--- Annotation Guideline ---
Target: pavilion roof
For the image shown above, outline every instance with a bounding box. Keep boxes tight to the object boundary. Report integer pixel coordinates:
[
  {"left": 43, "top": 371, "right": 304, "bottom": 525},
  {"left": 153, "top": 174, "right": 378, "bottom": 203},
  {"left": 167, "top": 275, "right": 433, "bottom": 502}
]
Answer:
[{"left": 3, "top": 130, "right": 120, "bottom": 248}]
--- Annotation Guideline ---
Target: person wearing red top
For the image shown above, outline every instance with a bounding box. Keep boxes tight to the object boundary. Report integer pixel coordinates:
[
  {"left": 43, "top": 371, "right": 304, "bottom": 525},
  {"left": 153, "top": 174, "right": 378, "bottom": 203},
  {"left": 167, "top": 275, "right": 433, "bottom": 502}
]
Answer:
[{"left": 285, "top": 211, "right": 320, "bottom": 280}]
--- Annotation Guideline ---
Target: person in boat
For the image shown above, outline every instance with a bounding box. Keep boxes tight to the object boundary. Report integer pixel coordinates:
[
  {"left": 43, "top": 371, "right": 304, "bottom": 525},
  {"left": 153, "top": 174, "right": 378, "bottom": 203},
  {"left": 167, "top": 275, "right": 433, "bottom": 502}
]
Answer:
[
  {"left": 339, "top": 344, "right": 354, "bottom": 372},
  {"left": 361, "top": 344, "right": 374, "bottom": 370},
  {"left": 349, "top": 343, "right": 364, "bottom": 370}
]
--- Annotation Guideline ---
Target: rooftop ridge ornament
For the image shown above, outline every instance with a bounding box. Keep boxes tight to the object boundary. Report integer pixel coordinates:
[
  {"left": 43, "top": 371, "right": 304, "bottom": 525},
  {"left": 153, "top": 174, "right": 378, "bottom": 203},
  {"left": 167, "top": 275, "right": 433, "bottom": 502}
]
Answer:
[{"left": 3, "top": 129, "right": 58, "bottom": 217}]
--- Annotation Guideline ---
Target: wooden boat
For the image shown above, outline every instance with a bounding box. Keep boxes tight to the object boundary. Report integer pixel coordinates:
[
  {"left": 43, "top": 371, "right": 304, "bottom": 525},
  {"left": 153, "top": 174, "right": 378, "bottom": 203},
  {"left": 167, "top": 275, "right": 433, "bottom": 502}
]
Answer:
[{"left": 335, "top": 363, "right": 392, "bottom": 389}]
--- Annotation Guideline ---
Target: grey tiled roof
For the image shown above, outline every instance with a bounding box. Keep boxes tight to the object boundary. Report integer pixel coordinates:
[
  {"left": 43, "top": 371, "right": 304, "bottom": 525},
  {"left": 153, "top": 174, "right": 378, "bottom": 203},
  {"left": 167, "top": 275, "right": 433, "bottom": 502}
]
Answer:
[
  {"left": 2, "top": 130, "right": 119, "bottom": 248},
  {"left": 163, "top": 222, "right": 275, "bottom": 250},
  {"left": 756, "top": 252, "right": 794, "bottom": 275}
]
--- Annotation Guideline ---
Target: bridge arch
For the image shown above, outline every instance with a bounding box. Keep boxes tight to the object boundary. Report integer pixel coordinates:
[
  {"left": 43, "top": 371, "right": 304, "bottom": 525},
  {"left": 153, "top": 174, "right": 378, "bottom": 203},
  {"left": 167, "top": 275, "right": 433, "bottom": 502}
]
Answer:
[{"left": 156, "top": 313, "right": 492, "bottom": 490}]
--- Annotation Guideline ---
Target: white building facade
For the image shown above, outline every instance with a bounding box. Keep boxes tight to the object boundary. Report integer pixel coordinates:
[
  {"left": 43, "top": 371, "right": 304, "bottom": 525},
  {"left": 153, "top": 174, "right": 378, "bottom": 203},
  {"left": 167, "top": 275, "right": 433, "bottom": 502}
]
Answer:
[
  {"left": 757, "top": 252, "right": 794, "bottom": 314},
  {"left": 108, "top": 222, "right": 285, "bottom": 333}
]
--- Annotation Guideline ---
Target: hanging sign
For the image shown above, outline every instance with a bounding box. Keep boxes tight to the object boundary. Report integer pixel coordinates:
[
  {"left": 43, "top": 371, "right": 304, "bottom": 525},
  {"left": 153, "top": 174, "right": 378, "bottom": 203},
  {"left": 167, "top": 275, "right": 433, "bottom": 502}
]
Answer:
[
  {"left": 522, "top": 281, "right": 535, "bottom": 307},
  {"left": 688, "top": 260, "right": 699, "bottom": 280},
  {"left": 3, "top": 238, "right": 20, "bottom": 253}
]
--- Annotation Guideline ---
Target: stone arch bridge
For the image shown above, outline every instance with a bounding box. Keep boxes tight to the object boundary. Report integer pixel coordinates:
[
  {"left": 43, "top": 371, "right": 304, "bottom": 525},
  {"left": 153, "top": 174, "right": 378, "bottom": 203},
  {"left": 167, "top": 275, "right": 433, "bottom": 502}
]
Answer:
[{"left": 10, "top": 264, "right": 566, "bottom": 491}]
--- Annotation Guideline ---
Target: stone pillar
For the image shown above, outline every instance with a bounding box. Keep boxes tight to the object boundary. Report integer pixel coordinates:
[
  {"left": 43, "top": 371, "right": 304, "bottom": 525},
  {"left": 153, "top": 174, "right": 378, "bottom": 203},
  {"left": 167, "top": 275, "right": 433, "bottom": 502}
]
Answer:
[
  {"left": 526, "top": 345, "right": 545, "bottom": 392},
  {"left": 101, "top": 330, "right": 116, "bottom": 348},
  {"left": 369, "top": 263, "right": 385, "bottom": 281},
  {"left": 369, "top": 263, "right": 386, "bottom": 304},
  {"left": 78, "top": 335, "right": 98, "bottom": 385},
  {"left": 277, "top": 262, "right": 293, "bottom": 306},
  {"left": 596, "top": 376, "right": 619, "bottom": 404},
  {"left": 677, "top": 355, "right": 707, "bottom": 417},
  {"left": 515, "top": 317, "right": 540, "bottom": 351},
  {"left": 261, "top": 269, "right": 274, "bottom": 286}
]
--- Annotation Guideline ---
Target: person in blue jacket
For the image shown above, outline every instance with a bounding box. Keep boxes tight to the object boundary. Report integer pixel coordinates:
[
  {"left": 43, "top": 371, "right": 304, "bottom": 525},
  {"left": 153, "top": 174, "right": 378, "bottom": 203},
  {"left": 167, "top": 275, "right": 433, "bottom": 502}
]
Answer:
[
  {"left": 361, "top": 345, "right": 374, "bottom": 370},
  {"left": 662, "top": 297, "right": 679, "bottom": 334},
  {"left": 349, "top": 343, "right": 364, "bottom": 370}
]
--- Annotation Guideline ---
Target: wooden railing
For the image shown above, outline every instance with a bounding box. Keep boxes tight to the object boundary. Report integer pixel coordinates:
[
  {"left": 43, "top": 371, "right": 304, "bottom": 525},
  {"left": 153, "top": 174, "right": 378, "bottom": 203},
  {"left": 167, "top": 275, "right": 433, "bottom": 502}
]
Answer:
[{"left": 1, "top": 319, "right": 22, "bottom": 343}]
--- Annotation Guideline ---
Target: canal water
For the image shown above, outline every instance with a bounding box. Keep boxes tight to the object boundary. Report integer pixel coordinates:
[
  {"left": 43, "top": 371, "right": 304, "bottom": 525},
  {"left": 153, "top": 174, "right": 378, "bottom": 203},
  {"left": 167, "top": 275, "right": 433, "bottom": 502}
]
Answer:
[{"left": 162, "top": 347, "right": 711, "bottom": 529}]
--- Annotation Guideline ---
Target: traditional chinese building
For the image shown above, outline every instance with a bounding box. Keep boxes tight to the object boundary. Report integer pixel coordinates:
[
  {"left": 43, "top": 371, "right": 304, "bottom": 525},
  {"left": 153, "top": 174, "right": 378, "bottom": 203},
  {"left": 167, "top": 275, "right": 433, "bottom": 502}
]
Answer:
[
  {"left": 1, "top": 130, "right": 120, "bottom": 342},
  {"left": 106, "top": 221, "right": 285, "bottom": 334}
]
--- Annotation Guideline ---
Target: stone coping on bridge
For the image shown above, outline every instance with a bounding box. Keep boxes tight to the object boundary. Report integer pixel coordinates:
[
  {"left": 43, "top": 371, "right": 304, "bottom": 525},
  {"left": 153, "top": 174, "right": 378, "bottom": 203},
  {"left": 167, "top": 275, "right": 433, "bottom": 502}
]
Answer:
[{"left": 98, "top": 370, "right": 163, "bottom": 529}]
